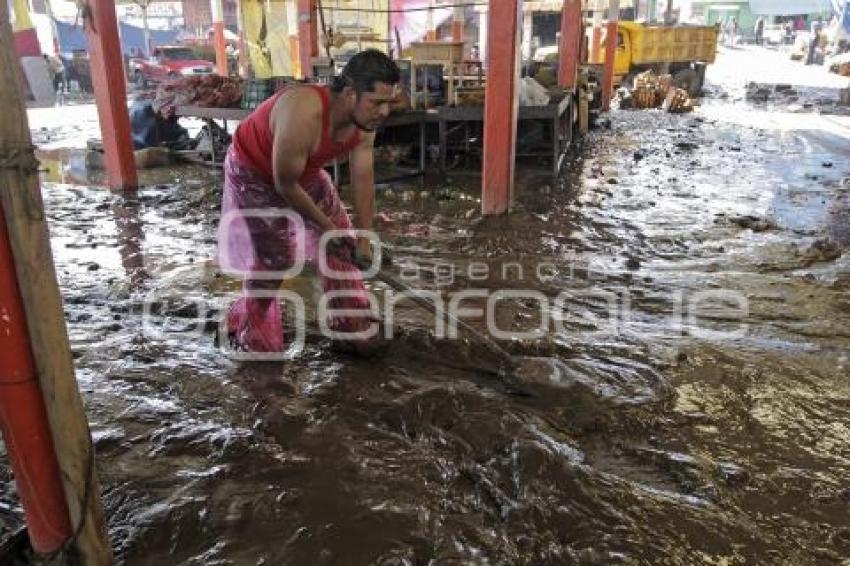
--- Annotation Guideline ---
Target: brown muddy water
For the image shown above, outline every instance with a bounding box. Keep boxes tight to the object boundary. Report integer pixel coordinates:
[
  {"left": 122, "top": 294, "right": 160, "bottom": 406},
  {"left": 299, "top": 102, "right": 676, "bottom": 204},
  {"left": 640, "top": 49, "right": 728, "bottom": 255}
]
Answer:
[{"left": 3, "top": 71, "right": 850, "bottom": 564}]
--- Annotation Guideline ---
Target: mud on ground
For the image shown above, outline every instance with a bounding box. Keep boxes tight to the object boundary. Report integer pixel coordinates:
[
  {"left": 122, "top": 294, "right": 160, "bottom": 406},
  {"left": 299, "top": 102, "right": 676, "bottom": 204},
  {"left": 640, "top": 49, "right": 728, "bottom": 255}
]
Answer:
[{"left": 1, "top": 49, "right": 849, "bottom": 564}]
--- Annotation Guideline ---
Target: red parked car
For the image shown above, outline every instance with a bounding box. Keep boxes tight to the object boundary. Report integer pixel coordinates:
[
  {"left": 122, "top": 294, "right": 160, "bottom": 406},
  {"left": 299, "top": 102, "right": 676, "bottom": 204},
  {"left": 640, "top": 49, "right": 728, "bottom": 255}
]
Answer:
[{"left": 129, "top": 46, "right": 215, "bottom": 88}]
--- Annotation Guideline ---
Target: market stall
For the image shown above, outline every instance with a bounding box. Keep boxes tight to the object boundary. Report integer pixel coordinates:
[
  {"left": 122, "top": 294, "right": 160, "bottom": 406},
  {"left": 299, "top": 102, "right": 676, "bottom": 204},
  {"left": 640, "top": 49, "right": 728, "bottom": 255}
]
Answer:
[{"left": 147, "top": 1, "right": 582, "bottom": 181}]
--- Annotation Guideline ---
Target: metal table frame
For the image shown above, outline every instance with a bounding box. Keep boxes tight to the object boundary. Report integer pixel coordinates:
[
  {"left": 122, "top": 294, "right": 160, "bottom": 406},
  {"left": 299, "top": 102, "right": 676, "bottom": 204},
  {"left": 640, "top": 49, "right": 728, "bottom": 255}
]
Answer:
[
  {"left": 175, "top": 98, "right": 574, "bottom": 180},
  {"left": 174, "top": 105, "right": 431, "bottom": 180},
  {"left": 437, "top": 96, "right": 573, "bottom": 177}
]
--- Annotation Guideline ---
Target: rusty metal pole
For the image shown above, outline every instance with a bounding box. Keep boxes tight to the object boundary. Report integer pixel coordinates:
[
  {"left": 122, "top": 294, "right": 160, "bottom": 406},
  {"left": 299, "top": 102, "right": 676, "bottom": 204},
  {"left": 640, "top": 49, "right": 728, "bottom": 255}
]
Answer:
[
  {"left": 601, "top": 0, "right": 620, "bottom": 111},
  {"left": 481, "top": 0, "right": 522, "bottom": 216},
  {"left": 83, "top": 0, "right": 138, "bottom": 190},
  {"left": 558, "top": 0, "right": 582, "bottom": 89}
]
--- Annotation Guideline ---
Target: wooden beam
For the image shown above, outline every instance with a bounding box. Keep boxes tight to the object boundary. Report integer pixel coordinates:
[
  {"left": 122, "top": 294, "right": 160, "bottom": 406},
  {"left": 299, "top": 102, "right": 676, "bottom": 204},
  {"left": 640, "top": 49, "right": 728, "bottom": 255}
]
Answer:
[
  {"left": 558, "top": 0, "right": 582, "bottom": 89},
  {"left": 481, "top": 0, "right": 522, "bottom": 216},
  {"left": 0, "top": 4, "right": 112, "bottom": 564},
  {"left": 83, "top": 0, "right": 137, "bottom": 189}
]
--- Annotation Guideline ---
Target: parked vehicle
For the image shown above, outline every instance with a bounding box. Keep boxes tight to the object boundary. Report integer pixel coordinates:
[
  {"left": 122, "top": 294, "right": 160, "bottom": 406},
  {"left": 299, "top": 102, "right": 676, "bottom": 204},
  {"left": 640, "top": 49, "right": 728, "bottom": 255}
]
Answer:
[
  {"left": 590, "top": 22, "right": 720, "bottom": 96},
  {"left": 763, "top": 24, "right": 786, "bottom": 45},
  {"left": 129, "top": 46, "right": 215, "bottom": 88}
]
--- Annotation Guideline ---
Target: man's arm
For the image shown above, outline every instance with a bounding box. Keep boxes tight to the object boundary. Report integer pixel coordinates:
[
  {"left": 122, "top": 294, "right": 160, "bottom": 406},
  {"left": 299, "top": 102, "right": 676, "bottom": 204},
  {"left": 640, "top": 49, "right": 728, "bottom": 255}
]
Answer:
[
  {"left": 349, "top": 131, "right": 377, "bottom": 258},
  {"left": 270, "top": 91, "right": 337, "bottom": 233}
]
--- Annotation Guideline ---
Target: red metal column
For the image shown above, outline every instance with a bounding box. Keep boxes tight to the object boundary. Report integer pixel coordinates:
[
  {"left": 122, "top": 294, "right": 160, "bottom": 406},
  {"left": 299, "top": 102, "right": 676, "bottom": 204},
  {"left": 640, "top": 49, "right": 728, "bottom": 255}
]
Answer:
[
  {"left": 481, "top": 0, "right": 522, "bottom": 216},
  {"left": 590, "top": 23, "right": 601, "bottom": 61},
  {"left": 211, "top": 0, "right": 228, "bottom": 76},
  {"left": 451, "top": 6, "right": 464, "bottom": 42},
  {"left": 297, "top": 0, "right": 316, "bottom": 79},
  {"left": 601, "top": 23, "right": 619, "bottom": 109},
  {"left": 426, "top": 0, "right": 437, "bottom": 41},
  {"left": 558, "top": 0, "right": 582, "bottom": 89},
  {"left": 83, "top": 0, "right": 137, "bottom": 189},
  {"left": 0, "top": 209, "right": 72, "bottom": 555}
]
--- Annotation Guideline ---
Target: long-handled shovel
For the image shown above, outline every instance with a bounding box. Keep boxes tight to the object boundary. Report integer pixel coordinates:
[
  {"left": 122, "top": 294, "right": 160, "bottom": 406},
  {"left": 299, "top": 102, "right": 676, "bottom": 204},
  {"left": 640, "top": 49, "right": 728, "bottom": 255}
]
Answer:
[{"left": 331, "top": 240, "right": 557, "bottom": 396}]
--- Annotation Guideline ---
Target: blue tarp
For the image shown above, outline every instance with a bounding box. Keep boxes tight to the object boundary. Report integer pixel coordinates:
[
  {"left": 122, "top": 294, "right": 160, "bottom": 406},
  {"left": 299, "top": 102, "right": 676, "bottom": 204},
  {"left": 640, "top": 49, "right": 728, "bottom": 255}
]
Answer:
[{"left": 55, "top": 20, "right": 180, "bottom": 56}]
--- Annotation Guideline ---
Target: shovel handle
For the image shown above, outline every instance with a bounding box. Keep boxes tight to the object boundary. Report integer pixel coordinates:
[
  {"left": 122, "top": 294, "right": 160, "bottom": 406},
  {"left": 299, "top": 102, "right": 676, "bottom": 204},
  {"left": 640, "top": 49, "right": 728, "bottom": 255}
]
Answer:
[{"left": 372, "top": 270, "right": 515, "bottom": 368}]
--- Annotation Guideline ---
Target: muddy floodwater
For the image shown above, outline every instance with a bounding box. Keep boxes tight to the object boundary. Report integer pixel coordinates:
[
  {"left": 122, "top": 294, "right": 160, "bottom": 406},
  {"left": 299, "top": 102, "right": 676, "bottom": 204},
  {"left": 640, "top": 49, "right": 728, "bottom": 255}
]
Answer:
[{"left": 2, "top": 48, "right": 850, "bottom": 564}]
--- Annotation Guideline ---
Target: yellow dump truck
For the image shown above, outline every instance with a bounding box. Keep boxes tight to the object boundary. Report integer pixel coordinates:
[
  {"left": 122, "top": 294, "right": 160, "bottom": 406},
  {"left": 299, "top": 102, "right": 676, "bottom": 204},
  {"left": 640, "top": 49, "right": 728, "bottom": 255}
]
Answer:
[{"left": 591, "top": 22, "right": 719, "bottom": 96}]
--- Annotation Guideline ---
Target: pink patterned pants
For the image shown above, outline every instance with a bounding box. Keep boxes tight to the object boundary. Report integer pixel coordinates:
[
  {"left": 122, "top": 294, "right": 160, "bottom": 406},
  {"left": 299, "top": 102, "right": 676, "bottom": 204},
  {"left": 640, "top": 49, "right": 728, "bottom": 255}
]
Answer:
[{"left": 218, "top": 146, "right": 373, "bottom": 352}]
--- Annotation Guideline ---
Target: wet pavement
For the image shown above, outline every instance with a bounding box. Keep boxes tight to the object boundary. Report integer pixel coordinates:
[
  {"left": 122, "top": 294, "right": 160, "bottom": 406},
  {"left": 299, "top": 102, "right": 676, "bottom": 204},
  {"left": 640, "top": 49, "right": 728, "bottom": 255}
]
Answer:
[{"left": 2, "top": 47, "right": 850, "bottom": 563}]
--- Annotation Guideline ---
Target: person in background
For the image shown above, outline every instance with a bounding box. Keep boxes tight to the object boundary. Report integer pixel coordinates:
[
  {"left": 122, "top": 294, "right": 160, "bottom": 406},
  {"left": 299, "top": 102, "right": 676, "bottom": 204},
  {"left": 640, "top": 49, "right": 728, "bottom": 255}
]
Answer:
[
  {"left": 86, "top": 94, "right": 192, "bottom": 170},
  {"left": 806, "top": 23, "right": 822, "bottom": 65},
  {"left": 128, "top": 95, "right": 192, "bottom": 151},
  {"left": 729, "top": 17, "right": 738, "bottom": 46},
  {"left": 754, "top": 17, "right": 765, "bottom": 46},
  {"left": 784, "top": 20, "right": 794, "bottom": 45},
  {"left": 43, "top": 53, "right": 67, "bottom": 94}
]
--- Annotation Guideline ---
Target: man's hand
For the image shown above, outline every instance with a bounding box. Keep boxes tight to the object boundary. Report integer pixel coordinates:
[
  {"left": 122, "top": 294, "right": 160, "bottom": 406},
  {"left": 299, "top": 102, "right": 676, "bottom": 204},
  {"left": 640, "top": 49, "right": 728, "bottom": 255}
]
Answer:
[{"left": 355, "top": 237, "right": 373, "bottom": 268}]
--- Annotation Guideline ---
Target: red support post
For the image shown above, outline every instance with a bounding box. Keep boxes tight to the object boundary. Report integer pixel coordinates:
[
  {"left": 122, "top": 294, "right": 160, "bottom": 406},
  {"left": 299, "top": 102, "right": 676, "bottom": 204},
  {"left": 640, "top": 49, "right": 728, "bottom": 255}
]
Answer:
[
  {"left": 212, "top": 0, "right": 228, "bottom": 76},
  {"left": 451, "top": 6, "right": 464, "bottom": 42},
  {"left": 83, "top": 0, "right": 137, "bottom": 189},
  {"left": 425, "top": 0, "right": 437, "bottom": 41},
  {"left": 590, "top": 23, "right": 601, "bottom": 62},
  {"left": 601, "top": 20, "right": 618, "bottom": 110},
  {"left": 297, "top": 0, "right": 316, "bottom": 79},
  {"left": 0, "top": 210, "right": 73, "bottom": 555},
  {"left": 558, "top": 0, "right": 582, "bottom": 89},
  {"left": 481, "top": 0, "right": 522, "bottom": 216}
]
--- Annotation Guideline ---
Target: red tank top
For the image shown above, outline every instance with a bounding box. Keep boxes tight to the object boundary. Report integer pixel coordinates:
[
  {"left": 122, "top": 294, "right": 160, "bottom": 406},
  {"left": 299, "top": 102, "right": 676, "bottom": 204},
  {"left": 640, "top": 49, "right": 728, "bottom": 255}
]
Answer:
[{"left": 231, "top": 84, "right": 361, "bottom": 185}]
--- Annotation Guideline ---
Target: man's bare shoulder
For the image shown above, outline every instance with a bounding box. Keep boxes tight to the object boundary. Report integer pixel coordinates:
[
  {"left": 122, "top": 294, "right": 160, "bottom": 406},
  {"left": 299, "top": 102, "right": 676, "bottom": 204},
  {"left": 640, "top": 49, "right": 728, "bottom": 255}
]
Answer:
[{"left": 271, "top": 86, "right": 323, "bottom": 127}]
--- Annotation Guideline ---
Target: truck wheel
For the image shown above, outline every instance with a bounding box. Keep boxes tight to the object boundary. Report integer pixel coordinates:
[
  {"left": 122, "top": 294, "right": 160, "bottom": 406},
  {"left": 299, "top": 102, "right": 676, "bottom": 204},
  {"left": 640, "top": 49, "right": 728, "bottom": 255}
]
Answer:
[{"left": 672, "top": 68, "right": 700, "bottom": 97}]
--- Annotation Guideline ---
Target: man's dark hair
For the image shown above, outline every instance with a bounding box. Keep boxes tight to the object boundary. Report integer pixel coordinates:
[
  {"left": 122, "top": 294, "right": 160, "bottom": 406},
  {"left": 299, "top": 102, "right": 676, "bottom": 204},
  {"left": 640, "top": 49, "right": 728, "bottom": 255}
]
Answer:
[{"left": 331, "top": 49, "right": 400, "bottom": 94}]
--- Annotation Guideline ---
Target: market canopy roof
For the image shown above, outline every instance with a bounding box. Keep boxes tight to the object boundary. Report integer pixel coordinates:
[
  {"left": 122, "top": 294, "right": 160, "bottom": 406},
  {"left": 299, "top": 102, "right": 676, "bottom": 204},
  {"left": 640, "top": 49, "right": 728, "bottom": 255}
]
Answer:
[{"left": 748, "top": 0, "right": 833, "bottom": 15}]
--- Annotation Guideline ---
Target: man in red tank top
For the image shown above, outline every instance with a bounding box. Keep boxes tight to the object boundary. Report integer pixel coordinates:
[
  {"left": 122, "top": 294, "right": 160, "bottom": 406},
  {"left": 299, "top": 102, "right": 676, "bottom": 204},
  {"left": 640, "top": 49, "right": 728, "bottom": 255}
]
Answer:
[{"left": 219, "top": 50, "right": 401, "bottom": 354}]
